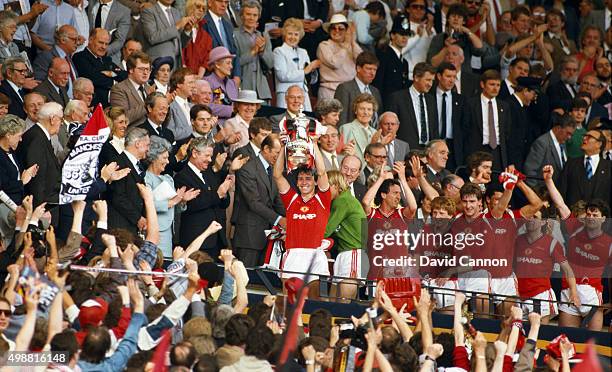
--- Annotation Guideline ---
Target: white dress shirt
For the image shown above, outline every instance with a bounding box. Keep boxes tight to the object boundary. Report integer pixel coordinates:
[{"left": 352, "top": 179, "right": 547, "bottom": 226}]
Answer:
[
  {"left": 110, "top": 135, "right": 125, "bottom": 154},
  {"left": 480, "top": 94, "right": 500, "bottom": 145},
  {"left": 174, "top": 95, "right": 191, "bottom": 124},
  {"left": 549, "top": 130, "right": 564, "bottom": 166},
  {"left": 455, "top": 70, "right": 462, "bottom": 94},
  {"left": 188, "top": 161, "right": 205, "bottom": 184},
  {"left": 94, "top": 0, "right": 113, "bottom": 28},
  {"left": 158, "top": 2, "right": 174, "bottom": 26},
  {"left": 504, "top": 78, "right": 516, "bottom": 96},
  {"left": 124, "top": 149, "right": 141, "bottom": 173},
  {"left": 584, "top": 153, "right": 600, "bottom": 174},
  {"left": 436, "top": 87, "right": 453, "bottom": 139},
  {"left": 409, "top": 85, "right": 429, "bottom": 143},
  {"left": 36, "top": 123, "right": 51, "bottom": 140}
]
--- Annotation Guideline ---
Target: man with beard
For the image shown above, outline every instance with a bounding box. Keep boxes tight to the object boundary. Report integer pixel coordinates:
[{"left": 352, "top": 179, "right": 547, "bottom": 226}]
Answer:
[{"left": 547, "top": 56, "right": 579, "bottom": 108}]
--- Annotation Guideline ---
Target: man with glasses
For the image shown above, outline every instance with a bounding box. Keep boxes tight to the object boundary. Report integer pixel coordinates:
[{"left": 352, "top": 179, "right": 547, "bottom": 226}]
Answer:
[
  {"left": 547, "top": 56, "right": 580, "bottom": 108},
  {"left": 33, "top": 57, "right": 71, "bottom": 107},
  {"left": 363, "top": 143, "right": 387, "bottom": 183},
  {"left": 32, "top": 25, "right": 81, "bottom": 83},
  {"left": 86, "top": 0, "right": 131, "bottom": 65},
  {"left": 340, "top": 155, "right": 366, "bottom": 201},
  {"left": 577, "top": 73, "right": 609, "bottom": 123},
  {"left": 270, "top": 85, "right": 312, "bottom": 133},
  {"left": 0, "top": 56, "right": 33, "bottom": 119},
  {"left": 594, "top": 56, "right": 611, "bottom": 106},
  {"left": 110, "top": 51, "right": 153, "bottom": 126},
  {"left": 559, "top": 129, "right": 611, "bottom": 206}
]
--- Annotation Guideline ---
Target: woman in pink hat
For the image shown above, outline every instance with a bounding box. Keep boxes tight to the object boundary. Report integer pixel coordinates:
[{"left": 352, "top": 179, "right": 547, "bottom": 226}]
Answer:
[{"left": 204, "top": 46, "right": 239, "bottom": 125}]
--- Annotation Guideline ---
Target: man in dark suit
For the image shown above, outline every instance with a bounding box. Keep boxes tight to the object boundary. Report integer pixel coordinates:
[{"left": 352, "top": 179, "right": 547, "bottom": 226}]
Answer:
[
  {"left": 498, "top": 57, "right": 530, "bottom": 101},
  {"left": 203, "top": 0, "right": 241, "bottom": 79},
  {"left": 505, "top": 77, "right": 542, "bottom": 170},
  {"left": 318, "top": 124, "right": 344, "bottom": 171},
  {"left": 547, "top": 56, "right": 579, "bottom": 109},
  {"left": 524, "top": 112, "right": 577, "bottom": 186},
  {"left": 233, "top": 117, "right": 273, "bottom": 160},
  {"left": 87, "top": 0, "right": 131, "bottom": 65},
  {"left": 233, "top": 134, "right": 285, "bottom": 267},
  {"left": 269, "top": 85, "right": 313, "bottom": 133},
  {"left": 335, "top": 51, "right": 382, "bottom": 125},
  {"left": 73, "top": 28, "right": 126, "bottom": 107},
  {"left": 424, "top": 139, "right": 451, "bottom": 185},
  {"left": 443, "top": 44, "right": 480, "bottom": 96},
  {"left": 110, "top": 51, "right": 153, "bottom": 127},
  {"left": 558, "top": 129, "right": 611, "bottom": 206},
  {"left": 33, "top": 58, "right": 71, "bottom": 108},
  {"left": 374, "top": 15, "right": 410, "bottom": 102},
  {"left": 107, "top": 127, "right": 149, "bottom": 233},
  {"left": 174, "top": 137, "right": 233, "bottom": 257},
  {"left": 462, "top": 69, "right": 512, "bottom": 169},
  {"left": 0, "top": 57, "right": 31, "bottom": 119},
  {"left": 362, "top": 143, "right": 387, "bottom": 183},
  {"left": 32, "top": 25, "right": 80, "bottom": 82},
  {"left": 578, "top": 74, "right": 610, "bottom": 123},
  {"left": 139, "top": 94, "right": 174, "bottom": 144},
  {"left": 387, "top": 62, "right": 439, "bottom": 150},
  {"left": 432, "top": 62, "right": 464, "bottom": 170},
  {"left": 17, "top": 102, "right": 63, "bottom": 208},
  {"left": 340, "top": 155, "right": 366, "bottom": 201}
]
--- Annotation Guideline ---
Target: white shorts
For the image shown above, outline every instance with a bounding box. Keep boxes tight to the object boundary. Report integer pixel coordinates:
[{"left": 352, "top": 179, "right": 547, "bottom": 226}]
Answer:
[
  {"left": 521, "top": 288, "right": 558, "bottom": 317},
  {"left": 333, "top": 249, "right": 364, "bottom": 284},
  {"left": 423, "top": 278, "right": 458, "bottom": 308},
  {"left": 281, "top": 248, "right": 330, "bottom": 283},
  {"left": 458, "top": 269, "right": 490, "bottom": 297},
  {"left": 558, "top": 284, "right": 603, "bottom": 317},
  {"left": 489, "top": 274, "right": 518, "bottom": 305}
]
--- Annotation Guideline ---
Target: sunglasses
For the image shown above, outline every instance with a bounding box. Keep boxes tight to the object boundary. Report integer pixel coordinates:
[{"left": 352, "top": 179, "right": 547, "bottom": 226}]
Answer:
[{"left": 0, "top": 309, "right": 12, "bottom": 317}]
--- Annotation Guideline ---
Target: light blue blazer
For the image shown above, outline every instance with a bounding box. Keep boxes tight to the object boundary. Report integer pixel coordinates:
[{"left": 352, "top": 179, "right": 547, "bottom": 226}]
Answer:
[{"left": 273, "top": 43, "right": 311, "bottom": 104}]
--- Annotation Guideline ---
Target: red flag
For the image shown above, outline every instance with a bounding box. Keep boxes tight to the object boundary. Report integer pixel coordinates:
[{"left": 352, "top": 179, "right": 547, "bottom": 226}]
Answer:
[
  {"left": 81, "top": 104, "right": 108, "bottom": 135},
  {"left": 151, "top": 329, "right": 171, "bottom": 372},
  {"left": 278, "top": 285, "right": 309, "bottom": 365},
  {"left": 573, "top": 340, "right": 603, "bottom": 372}
]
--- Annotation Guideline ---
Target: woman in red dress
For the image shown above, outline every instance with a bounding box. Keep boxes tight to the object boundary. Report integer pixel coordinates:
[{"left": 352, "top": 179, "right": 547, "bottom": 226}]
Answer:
[{"left": 182, "top": 0, "right": 213, "bottom": 78}]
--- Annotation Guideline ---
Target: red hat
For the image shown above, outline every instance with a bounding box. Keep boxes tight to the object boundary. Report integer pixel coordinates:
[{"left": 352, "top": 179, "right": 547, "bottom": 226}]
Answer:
[{"left": 79, "top": 298, "right": 109, "bottom": 327}]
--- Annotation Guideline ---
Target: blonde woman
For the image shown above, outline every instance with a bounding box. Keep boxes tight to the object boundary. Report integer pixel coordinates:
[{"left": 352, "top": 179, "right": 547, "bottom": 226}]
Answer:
[
  {"left": 182, "top": 0, "right": 213, "bottom": 78},
  {"left": 100, "top": 107, "right": 129, "bottom": 166},
  {"left": 273, "top": 18, "right": 320, "bottom": 111}
]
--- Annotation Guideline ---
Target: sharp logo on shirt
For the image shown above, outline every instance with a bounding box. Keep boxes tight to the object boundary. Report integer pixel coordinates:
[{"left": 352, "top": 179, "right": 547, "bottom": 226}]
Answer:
[
  {"left": 300, "top": 206, "right": 309, "bottom": 213},
  {"left": 574, "top": 246, "right": 600, "bottom": 261},
  {"left": 516, "top": 256, "right": 542, "bottom": 264},
  {"left": 293, "top": 213, "right": 317, "bottom": 220},
  {"left": 495, "top": 228, "right": 506, "bottom": 234}
]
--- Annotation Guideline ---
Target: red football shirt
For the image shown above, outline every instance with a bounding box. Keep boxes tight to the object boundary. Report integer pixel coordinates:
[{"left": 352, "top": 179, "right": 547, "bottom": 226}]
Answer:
[
  {"left": 415, "top": 224, "right": 454, "bottom": 278},
  {"left": 514, "top": 234, "right": 567, "bottom": 298},
  {"left": 281, "top": 187, "right": 331, "bottom": 250},
  {"left": 449, "top": 213, "right": 489, "bottom": 270},
  {"left": 561, "top": 216, "right": 611, "bottom": 291},
  {"left": 367, "top": 206, "right": 406, "bottom": 220},
  {"left": 482, "top": 209, "right": 522, "bottom": 277}
]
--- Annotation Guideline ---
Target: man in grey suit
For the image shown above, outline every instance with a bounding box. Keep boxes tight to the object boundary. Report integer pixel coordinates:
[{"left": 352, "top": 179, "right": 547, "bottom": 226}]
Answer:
[
  {"left": 319, "top": 124, "right": 344, "bottom": 171},
  {"left": 579, "top": 1, "right": 609, "bottom": 34},
  {"left": 109, "top": 51, "right": 153, "bottom": 127},
  {"left": 88, "top": 0, "right": 131, "bottom": 65},
  {"left": 334, "top": 51, "right": 382, "bottom": 125},
  {"left": 33, "top": 58, "right": 71, "bottom": 108},
  {"left": 166, "top": 67, "right": 196, "bottom": 141},
  {"left": 233, "top": 134, "right": 286, "bottom": 267},
  {"left": 233, "top": 117, "right": 273, "bottom": 160},
  {"left": 378, "top": 112, "right": 409, "bottom": 168},
  {"left": 32, "top": 25, "right": 80, "bottom": 83},
  {"left": 141, "top": 0, "right": 194, "bottom": 68},
  {"left": 524, "top": 113, "right": 577, "bottom": 186}
]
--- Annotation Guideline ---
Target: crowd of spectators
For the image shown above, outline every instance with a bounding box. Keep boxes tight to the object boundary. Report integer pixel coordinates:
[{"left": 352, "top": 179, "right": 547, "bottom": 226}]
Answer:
[{"left": 0, "top": 0, "right": 610, "bottom": 370}]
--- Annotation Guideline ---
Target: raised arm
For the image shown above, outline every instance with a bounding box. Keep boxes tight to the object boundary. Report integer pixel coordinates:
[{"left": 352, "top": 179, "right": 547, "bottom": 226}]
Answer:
[
  {"left": 361, "top": 168, "right": 391, "bottom": 215},
  {"left": 412, "top": 156, "right": 440, "bottom": 201},
  {"left": 516, "top": 179, "right": 543, "bottom": 218},
  {"left": 273, "top": 142, "right": 290, "bottom": 194},
  {"left": 137, "top": 184, "right": 160, "bottom": 245},
  {"left": 395, "top": 162, "right": 417, "bottom": 218},
  {"left": 542, "top": 165, "right": 570, "bottom": 219},
  {"left": 183, "top": 221, "right": 223, "bottom": 259},
  {"left": 313, "top": 141, "right": 329, "bottom": 191}
]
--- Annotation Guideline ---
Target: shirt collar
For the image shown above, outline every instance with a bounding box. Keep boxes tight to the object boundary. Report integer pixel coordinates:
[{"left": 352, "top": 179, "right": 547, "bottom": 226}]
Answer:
[
  {"left": 7, "top": 80, "right": 21, "bottom": 93},
  {"left": 409, "top": 85, "right": 422, "bottom": 97},
  {"left": 175, "top": 95, "right": 188, "bottom": 106},
  {"left": 54, "top": 45, "right": 67, "bottom": 58},
  {"left": 188, "top": 161, "right": 204, "bottom": 177},
  {"left": 36, "top": 123, "right": 51, "bottom": 140},
  {"left": 129, "top": 78, "right": 142, "bottom": 92},
  {"left": 259, "top": 153, "right": 270, "bottom": 169},
  {"left": 158, "top": 2, "right": 171, "bottom": 12},
  {"left": 389, "top": 44, "right": 402, "bottom": 58},
  {"left": 437, "top": 86, "right": 450, "bottom": 95},
  {"left": 209, "top": 10, "right": 223, "bottom": 23},
  {"left": 513, "top": 93, "right": 524, "bottom": 107},
  {"left": 549, "top": 130, "right": 561, "bottom": 148},
  {"left": 355, "top": 77, "right": 368, "bottom": 91},
  {"left": 585, "top": 153, "right": 600, "bottom": 161},
  {"left": 124, "top": 150, "right": 140, "bottom": 169},
  {"left": 48, "top": 78, "right": 61, "bottom": 93},
  {"left": 481, "top": 94, "right": 495, "bottom": 104}
]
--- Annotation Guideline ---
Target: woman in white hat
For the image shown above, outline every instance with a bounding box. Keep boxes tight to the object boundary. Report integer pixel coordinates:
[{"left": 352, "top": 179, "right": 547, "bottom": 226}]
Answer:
[
  {"left": 223, "top": 89, "right": 264, "bottom": 156},
  {"left": 317, "top": 14, "right": 363, "bottom": 100},
  {"left": 273, "top": 18, "right": 320, "bottom": 112}
]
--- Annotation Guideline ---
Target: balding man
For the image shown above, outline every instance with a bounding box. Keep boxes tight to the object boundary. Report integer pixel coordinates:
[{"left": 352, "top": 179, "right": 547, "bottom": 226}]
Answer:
[
  {"left": 33, "top": 25, "right": 81, "bottom": 83},
  {"left": 378, "top": 111, "right": 409, "bottom": 167},
  {"left": 443, "top": 44, "right": 480, "bottom": 97},
  {"left": 191, "top": 79, "right": 213, "bottom": 105},
  {"left": 33, "top": 57, "right": 71, "bottom": 107},
  {"left": 87, "top": 0, "right": 132, "bottom": 65},
  {"left": 73, "top": 78, "right": 95, "bottom": 109},
  {"left": 73, "top": 28, "right": 126, "bottom": 106}
]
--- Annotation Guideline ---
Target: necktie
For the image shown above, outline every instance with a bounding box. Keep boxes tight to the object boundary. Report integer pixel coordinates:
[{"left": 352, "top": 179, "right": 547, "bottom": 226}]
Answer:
[
  {"left": 138, "top": 85, "right": 147, "bottom": 101},
  {"left": 419, "top": 94, "right": 428, "bottom": 144},
  {"left": 137, "top": 161, "right": 145, "bottom": 177},
  {"left": 487, "top": 100, "right": 497, "bottom": 149},
  {"left": 386, "top": 143, "right": 394, "bottom": 165},
  {"left": 559, "top": 143, "right": 566, "bottom": 166},
  {"left": 585, "top": 156, "right": 593, "bottom": 179},
  {"left": 364, "top": 85, "right": 371, "bottom": 94},
  {"left": 65, "top": 56, "right": 76, "bottom": 81},
  {"left": 218, "top": 17, "right": 228, "bottom": 48},
  {"left": 266, "top": 165, "right": 273, "bottom": 181},
  {"left": 166, "top": 8, "right": 179, "bottom": 55},
  {"left": 441, "top": 92, "right": 447, "bottom": 139},
  {"left": 331, "top": 154, "right": 338, "bottom": 170},
  {"left": 227, "top": 7, "right": 238, "bottom": 28},
  {"left": 17, "top": 88, "right": 25, "bottom": 101},
  {"left": 95, "top": 3, "right": 107, "bottom": 28},
  {"left": 568, "top": 83, "right": 576, "bottom": 97}
]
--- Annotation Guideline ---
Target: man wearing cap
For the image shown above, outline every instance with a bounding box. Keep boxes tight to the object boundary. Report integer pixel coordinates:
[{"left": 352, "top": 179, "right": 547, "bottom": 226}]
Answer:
[
  {"left": 204, "top": 46, "right": 238, "bottom": 126},
  {"left": 506, "top": 76, "right": 542, "bottom": 170},
  {"left": 140, "top": 0, "right": 195, "bottom": 68},
  {"left": 373, "top": 14, "right": 411, "bottom": 102},
  {"left": 203, "top": 0, "right": 240, "bottom": 84},
  {"left": 223, "top": 90, "right": 264, "bottom": 156},
  {"left": 109, "top": 51, "right": 154, "bottom": 127}
]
